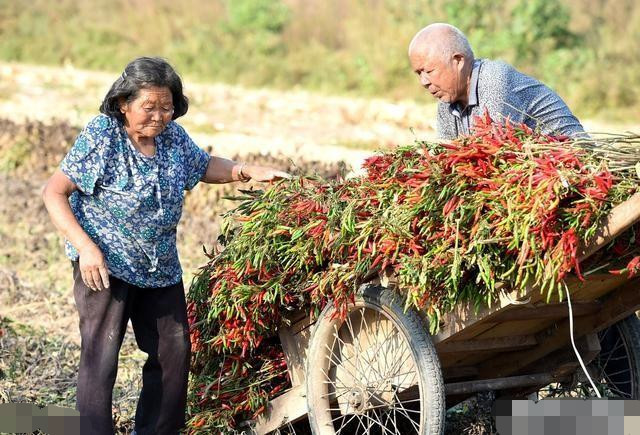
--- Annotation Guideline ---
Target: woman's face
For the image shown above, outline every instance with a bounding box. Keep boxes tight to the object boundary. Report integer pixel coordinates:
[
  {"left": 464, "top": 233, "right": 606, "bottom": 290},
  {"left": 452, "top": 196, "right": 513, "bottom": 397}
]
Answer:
[{"left": 120, "top": 86, "right": 174, "bottom": 138}]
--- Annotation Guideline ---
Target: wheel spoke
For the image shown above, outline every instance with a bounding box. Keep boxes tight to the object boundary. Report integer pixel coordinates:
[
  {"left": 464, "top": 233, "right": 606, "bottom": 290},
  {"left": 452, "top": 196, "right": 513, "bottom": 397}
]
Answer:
[
  {"left": 605, "top": 367, "right": 632, "bottom": 379},
  {"left": 369, "top": 369, "right": 419, "bottom": 387},
  {"left": 321, "top": 365, "right": 350, "bottom": 391},
  {"left": 390, "top": 398, "right": 420, "bottom": 433},
  {"left": 602, "top": 372, "right": 633, "bottom": 398},
  {"left": 359, "top": 309, "right": 393, "bottom": 385},
  {"left": 325, "top": 338, "right": 359, "bottom": 382},
  {"left": 354, "top": 412, "right": 368, "bottom": 434},
  {"left": 365, "top": 401, "right": 422, "bottom": 413},
  {"left": 360, "top": 411, "right": 397, "bottom": 435},
  {"left": 334, "top": 412, "right": 358, "bottom": 434},
  {"left": 310, "top": 301, "right": 431, "bottom": 434},
  {"left": 349, "top": 311, "right": 383, "bottom": 389},
  {"left": 362, "top": 324, "right": 403, "bottom": 379},
  {"left": 388, "top": 345, "right": 418, "bottom": 390},
  {"left": 600, "top": 335, "right": 625, "bottom": 371},
  {"left": 344, "top": 314, "right": 362, "bottom": 377}
]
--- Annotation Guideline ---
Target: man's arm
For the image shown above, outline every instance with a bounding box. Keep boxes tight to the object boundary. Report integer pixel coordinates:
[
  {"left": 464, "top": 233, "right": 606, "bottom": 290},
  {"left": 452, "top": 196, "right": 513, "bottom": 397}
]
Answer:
[{"left": 485, "top": 61, "right": 586, "bottom": 137}]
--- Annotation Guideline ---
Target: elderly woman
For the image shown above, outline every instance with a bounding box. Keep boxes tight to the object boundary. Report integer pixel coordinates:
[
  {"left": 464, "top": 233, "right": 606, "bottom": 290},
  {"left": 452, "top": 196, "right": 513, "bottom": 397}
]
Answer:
[{"left": 42, "top": 57, "right": 288, "bottom": 435}]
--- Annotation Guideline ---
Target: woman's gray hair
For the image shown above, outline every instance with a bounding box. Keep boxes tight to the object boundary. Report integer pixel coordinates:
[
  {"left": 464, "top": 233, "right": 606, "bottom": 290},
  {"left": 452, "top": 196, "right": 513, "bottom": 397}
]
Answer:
[
  {"left": 409, "top": 23, "right": 474, "bottom": 61},
  {"left": 100, "top": 57, "right": 189, "bottom": 123}
]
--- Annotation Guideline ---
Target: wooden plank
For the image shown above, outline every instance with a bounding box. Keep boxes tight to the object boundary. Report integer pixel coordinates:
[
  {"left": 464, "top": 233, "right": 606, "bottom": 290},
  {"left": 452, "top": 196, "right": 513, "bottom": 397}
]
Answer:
[
  {"left": 439, "top": 319, "right": 556, "bottom": 370},
  {"left": 525, "top": 333, "right": 601, "bottom": 377},
  {"left": 254, "top": 385, "right": 307, "bottom": 435},
  {"left": 277, "top": 311, "right": 316, "bottom": 388},
  {"left": 445, "top": 373, "right": 557, "bottom": 396},
  {"left": 577, "top": 192, "right": 640, "bottom": 261},
  {"left": 565, "top": 273, "right": 628, "bottom": 302},
  {"left": 442, "top": 366, "right": 479, "bottom": 380},
  {"left": 282, "top": 309, "right": 310, "bottom": 327},
  {"left": 475, "top": 277, "right": 640, "bottom": 379},
  {"left": 500, "top": 334, "right": 602, "bottom": 398},
  {"left": 474, "top": 318, "right": 557, "bottom": 340},
  {"left": 278, "top": 327, "right": 305, "bottom": 387},
  {"left": 434, "top": 273, "right": 627, "bottom": 344},
  {"left": 576, "top": 333, "right": 601, "bottom": 365},
  {"left": 437, "top": 335, "right": 537, "bottom": 354},
  {"left": 281, "top": 326, "right": 313, "bottom": 386},
  {"left": 438, "top": 319, "right": 548, "bottom": 366},
  {"left": 433, "top": 281, "right": 571, "bottom": 345},
  {"left": 437, "top": 321, "right": 499, "bottom": 343},
  {"left": 285, "top": 312, "right": 315, "bottom": 336},
  {"left": 490, "top": 301, "right": 601, "bottom": 322}
]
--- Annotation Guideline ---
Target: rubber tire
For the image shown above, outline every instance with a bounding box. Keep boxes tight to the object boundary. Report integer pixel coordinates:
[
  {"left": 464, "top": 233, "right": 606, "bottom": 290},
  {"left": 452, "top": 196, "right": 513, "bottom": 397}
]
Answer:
[
  {"left": 305, "top": 284, "right": 445, "bottom": 435},
  {"left": 600, "top": 314, "right": 640, "bottom": 398}
]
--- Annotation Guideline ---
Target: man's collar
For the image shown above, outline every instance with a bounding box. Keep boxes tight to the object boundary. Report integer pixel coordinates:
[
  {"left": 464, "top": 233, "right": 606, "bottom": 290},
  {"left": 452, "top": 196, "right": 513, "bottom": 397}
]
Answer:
[
  {"left": 448, "top": 59, "right": 481, "bottom": 116},
  {"left": 467, "top": 59, "right": 481, "bottom": 107}
]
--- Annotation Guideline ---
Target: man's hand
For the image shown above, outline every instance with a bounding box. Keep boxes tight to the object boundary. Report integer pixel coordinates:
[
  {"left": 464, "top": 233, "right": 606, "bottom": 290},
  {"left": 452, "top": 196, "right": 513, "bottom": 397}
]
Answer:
[{"left": 78, "top": 242, "right": 110, "bottom": 291}]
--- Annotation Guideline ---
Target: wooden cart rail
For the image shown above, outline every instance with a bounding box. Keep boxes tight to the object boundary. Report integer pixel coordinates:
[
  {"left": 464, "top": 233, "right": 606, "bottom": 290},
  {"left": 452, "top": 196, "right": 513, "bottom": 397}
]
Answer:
[{"left": 251, "top": 192, "right": 640, "bottom": 434}]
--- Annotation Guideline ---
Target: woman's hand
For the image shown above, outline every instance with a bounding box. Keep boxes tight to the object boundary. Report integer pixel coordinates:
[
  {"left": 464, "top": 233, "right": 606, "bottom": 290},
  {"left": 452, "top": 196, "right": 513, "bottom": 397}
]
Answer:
[
  {"left": 241, "top": 165, "right": 291, "bottom": 182},
  {"left": 42, "top": 169, "right": 111, "bottom": 291},
  {"left": 78, "top": 242, "right": 110, "bottom": 291}
]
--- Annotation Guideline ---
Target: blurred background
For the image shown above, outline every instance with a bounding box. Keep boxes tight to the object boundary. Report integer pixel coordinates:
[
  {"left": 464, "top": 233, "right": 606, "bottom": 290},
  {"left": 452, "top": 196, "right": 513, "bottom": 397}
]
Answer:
[
  {"left": 0, "top": 1, "right": 638, "bottom": 433},
  {"left": 1, "top": 0, "right": 639, "bottom": 119}
]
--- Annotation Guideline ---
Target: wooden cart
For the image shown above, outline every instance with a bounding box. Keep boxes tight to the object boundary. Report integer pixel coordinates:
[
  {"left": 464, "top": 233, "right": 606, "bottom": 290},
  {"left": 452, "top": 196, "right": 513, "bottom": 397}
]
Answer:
[{"left": 247, "top": 193, "right": 640, "bottom": 435}]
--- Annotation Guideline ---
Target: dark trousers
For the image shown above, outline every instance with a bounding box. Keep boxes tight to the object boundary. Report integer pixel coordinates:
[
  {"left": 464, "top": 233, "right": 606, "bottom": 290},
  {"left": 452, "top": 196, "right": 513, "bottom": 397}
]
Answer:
[{"left": 72, "top": 262, "right": 190, "bottom": 435}]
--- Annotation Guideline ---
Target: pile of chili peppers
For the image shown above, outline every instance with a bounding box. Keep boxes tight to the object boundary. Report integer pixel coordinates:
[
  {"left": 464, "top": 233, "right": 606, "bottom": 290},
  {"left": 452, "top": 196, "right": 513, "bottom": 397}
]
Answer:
[{"left": 185, "top": 113, "right": 640, "bottom": 432}]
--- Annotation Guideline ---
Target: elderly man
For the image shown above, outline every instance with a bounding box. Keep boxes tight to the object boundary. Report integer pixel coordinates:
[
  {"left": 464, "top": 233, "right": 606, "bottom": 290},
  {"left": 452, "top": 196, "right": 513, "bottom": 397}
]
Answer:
[{"left": 408, "top": 23, "right": 585, "bottom": 139}]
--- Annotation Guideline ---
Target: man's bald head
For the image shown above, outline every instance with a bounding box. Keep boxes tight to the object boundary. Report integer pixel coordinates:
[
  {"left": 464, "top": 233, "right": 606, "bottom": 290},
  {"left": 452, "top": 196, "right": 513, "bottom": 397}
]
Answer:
[
  {"left": 408, "top": 23, "right": 474, "bottom": 63},
  {"left": 408, "top": 23, "right": 475, "bottom": 106}
]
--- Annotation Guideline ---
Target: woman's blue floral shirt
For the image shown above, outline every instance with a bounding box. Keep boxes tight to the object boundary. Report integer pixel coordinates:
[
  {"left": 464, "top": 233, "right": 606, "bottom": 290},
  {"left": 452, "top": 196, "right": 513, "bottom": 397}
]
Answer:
[{"left": 60, "top": 114, "right": 210, "bottom": 288}]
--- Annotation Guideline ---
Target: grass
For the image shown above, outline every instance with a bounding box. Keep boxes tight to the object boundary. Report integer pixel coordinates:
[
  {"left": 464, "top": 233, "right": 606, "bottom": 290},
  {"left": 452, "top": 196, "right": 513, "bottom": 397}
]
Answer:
[
  {"left": 0, "top": 316, "right": 143, "bottom": 433},
  {"left": 0, "top": 139, "right": 29, "bottom": 173}
]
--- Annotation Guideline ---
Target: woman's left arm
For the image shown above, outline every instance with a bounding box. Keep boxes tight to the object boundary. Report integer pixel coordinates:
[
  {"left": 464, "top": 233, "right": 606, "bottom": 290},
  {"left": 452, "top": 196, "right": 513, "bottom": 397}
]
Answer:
[{"left": 200, "top": 156, "right": 291, "bottom": 184}]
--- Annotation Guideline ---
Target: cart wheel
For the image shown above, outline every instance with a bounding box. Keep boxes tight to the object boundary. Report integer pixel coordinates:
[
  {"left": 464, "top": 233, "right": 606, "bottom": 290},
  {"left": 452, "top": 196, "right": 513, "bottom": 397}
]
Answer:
[
  {"left": 541, "top": 314, "right": 640, "bottom": 398},
  {"left": 306, "top": 285, "right": 445, "bottom": 435}
]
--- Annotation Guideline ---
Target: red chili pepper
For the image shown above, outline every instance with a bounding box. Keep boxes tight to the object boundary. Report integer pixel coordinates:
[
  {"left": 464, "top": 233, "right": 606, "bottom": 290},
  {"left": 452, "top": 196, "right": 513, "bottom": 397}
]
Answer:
[
  {"left": 442, "top": 196, "right": 460, "bottom": 216},
  {"left": 627, "top": 256, "right": 640, "bottom": 278}
]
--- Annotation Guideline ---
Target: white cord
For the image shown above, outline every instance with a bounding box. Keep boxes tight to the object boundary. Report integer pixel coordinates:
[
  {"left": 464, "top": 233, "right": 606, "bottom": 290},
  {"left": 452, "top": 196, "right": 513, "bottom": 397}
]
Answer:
[{"left": 565, "top": 283, "right": 602, "bottom": 398}]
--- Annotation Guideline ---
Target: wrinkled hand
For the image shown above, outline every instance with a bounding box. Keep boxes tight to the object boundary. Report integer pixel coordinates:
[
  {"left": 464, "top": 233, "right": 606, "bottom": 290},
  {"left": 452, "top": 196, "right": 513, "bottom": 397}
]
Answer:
[
  {"left": 78, "top": 242, "right": 110, "bottom": 291},
  {"left": 243, "top": 165, "right": 291, "bottom": 182}
]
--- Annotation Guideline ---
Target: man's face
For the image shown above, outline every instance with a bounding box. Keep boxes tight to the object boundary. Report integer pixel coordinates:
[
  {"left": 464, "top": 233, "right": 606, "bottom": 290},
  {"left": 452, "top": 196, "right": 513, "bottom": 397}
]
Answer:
[{"left": 409, "top": 49, "right": 465, "bottom": 104}]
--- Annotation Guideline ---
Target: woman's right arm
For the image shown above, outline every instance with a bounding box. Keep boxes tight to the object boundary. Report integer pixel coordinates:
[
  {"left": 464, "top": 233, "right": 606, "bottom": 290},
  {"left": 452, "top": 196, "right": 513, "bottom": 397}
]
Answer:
[{"left": 42, "top": 169, "right": 110, "bottom": 291}]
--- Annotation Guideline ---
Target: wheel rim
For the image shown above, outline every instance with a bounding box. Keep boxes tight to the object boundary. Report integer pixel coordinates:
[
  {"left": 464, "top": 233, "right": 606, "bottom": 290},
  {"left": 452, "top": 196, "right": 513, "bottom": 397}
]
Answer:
[
  {"left": 312, "top": 302, "right": 424, "bottom": 434},
  {"left": 590, "top": 324, "right": 636, "bottom": 398},
  {"left": 541, "top": 323, "right": 638, "bottom": 398}
]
